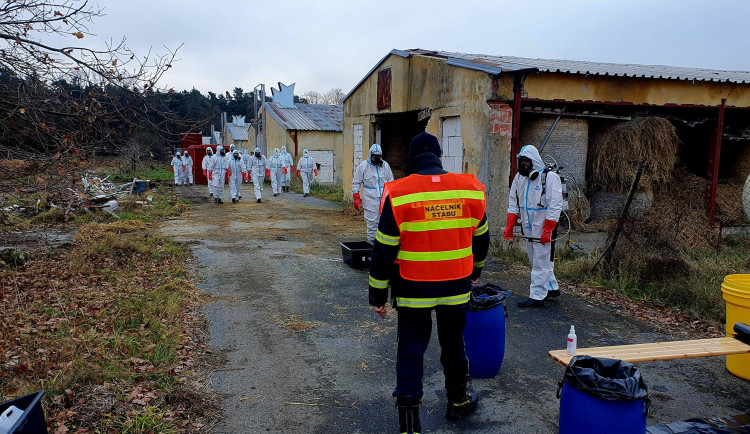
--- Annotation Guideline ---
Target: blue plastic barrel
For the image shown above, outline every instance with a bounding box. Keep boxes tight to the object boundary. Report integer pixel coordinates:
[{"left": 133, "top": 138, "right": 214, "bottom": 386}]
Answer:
[
  {"left": 463, "top": 302, "right": 505, "bottom": 378},
  {"left": 559, "top": 382, "right": 646, "bottom": 434}
]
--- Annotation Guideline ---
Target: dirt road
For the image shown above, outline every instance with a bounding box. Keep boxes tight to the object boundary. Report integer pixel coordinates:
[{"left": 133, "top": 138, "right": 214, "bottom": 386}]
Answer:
[{"left": 159, "top": 185, "right": 749, "bottom": 433}]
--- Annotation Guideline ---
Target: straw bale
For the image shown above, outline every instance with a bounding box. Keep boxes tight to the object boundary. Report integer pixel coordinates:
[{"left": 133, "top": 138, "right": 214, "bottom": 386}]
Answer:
[
  {"left": 716, "top": 181, "right": 749, "bottom": 225},
  {"left": 589, "top": 117, "right": 680, "bottom": 192}
]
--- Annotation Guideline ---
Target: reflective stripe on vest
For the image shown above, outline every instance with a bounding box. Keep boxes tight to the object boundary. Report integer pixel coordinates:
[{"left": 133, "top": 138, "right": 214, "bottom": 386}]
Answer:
[
  {"left": 395, "top": 292, "right": 471, "bottom": 308},
  {"left": 386, "top": 173, "right": 486, "bottom": 282}
]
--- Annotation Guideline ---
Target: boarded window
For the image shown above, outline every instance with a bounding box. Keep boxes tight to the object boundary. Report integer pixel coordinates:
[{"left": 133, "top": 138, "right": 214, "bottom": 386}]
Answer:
[{"left": 377, "top": 68, "right": 391, "bottom": 110}]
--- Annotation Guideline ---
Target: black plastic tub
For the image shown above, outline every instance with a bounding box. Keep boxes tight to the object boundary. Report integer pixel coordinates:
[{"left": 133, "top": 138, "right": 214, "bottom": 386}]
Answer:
[{"left": 340, "top": 241, "right": 372, "bottom": 268}]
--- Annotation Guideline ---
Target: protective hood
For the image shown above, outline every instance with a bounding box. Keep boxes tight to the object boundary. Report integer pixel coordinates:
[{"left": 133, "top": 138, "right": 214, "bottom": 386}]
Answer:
[
  {"left": 206, "top": 148, "right": 213, "bottom": 155},
  {"left": 368, "top": 143, "right": 382, "bottom": 159},
  {"left": 273, "top": 148, "right": 280, "bottom": 157},
  {"left": 281, "top": 146, "right": 287, "bottom": 154},
  {"left": 254, "top": 147, "right": 261, "bottom": 153},
  {"left": 518, "top": 145, "right": 545, "bottom": 171},
  {"left": 216, "top": 146, "right": 224, "bottom": 153},
  {"left": 303, "top": 149, "right": 309, "bottom": 156}
]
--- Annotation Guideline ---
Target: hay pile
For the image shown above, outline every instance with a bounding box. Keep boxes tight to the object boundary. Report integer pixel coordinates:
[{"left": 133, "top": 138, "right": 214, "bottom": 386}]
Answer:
[{"left": 588, "top": 117, "right": 680, "bottom": 192}]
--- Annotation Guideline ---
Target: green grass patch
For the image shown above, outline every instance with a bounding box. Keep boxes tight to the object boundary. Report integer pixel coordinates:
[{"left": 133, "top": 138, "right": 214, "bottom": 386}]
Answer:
[
  {"left": 107, "top": 406, "right": 175, "bottom": 433},
  {"left": 289, "top": 176, "right": 346, "bottom": 204}
]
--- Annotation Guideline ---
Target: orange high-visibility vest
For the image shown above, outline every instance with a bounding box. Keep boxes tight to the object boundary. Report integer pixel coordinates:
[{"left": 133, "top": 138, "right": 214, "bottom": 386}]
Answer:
[{"left": 385, "top": 173, "right": 486, "bottom": 282}]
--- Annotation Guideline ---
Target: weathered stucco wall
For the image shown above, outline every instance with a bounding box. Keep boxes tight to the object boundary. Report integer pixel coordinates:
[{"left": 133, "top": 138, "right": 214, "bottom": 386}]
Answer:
[
  {"left": 524, "top": 72, "right": 750, "bottom": 107},
  {"left": 297, "top": 130, "right": 344, "bottom": 185},
  {"left": 265, "top": 112, "right": 292, "bottom": 155},
  {"left": 343, "top": 53, "right": 511, "bottom": 237}
]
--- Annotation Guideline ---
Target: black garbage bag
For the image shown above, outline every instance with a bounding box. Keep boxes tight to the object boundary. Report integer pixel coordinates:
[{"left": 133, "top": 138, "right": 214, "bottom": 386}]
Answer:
[
  {"left": 469, "top": 283, "right": 512, "bottom": 312},
  {"left": 646, "top": 412, "right": 750, "bottom": 433},
  {"left": 558, "top": 356, "right": 649, "bottom": 404}
]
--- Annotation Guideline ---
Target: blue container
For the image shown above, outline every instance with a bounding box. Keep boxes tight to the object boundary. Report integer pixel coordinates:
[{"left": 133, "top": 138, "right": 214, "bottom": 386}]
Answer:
[
  {"left": 464, "top": 302, "right": 505, "bottom": 378},
  {"left": 559, "top": 382, "right": 646, "bottom": 434}
]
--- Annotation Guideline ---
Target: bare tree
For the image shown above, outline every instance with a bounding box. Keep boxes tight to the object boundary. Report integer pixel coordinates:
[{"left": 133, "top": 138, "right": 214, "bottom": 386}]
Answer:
[
  {"left": 299, "top": 88, "right": 344, "bottom": 105},
  {"left": 0, "top": 0, "right": 182, "bottom": 220}
]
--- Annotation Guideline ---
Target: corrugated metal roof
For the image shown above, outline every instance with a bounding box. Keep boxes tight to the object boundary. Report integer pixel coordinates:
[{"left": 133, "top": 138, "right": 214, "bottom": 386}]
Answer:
[
  {"left": 226, "top": 123, "right": 249, "bottom": 141},
  {"left": 264, "top": 102, "right": 343, "bottom": 131},
  {"left": 343, "top": 48, "right": 750, "bottom": 102},
  {"left": 417, "top": 50, "right": 750, "bottom": 83}
]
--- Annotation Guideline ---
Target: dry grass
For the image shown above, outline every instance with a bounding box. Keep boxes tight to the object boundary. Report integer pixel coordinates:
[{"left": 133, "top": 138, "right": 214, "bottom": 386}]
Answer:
[
  {"left": 270, "top": 314, "right": 322, "bottom": 332},
  {"left": 589, "top": 117, "right": 680, "bottom": 192}
]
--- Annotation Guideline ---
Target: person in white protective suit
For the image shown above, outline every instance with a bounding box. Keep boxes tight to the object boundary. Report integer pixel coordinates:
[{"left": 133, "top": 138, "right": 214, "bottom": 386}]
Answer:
[
  {"left": 246, "top": 147, "right": 268, "bottom": 203},
  {"left": 280, "top": 146, "right": 294, "bottom": 193},
  {"left": 243, "top": 150, "right": 250, "bottom": 183},
  {"left": 352, "top": 143, "right": 394, "bottom": 243},
  {"left": 182, "top": 151, "right": 194, "bottom": 185},
  {"left": 202, "top": 147, "right": 214, "bottom": 197},
  {"left": 267, "top": 148, "right": 285, "bottom": 197},
  {"left": 209, "top": 145, "right": 232, "bottom": 204},
  {"left": 228, "top": 149, "right": 246, "bottom": 203},
  {"left": 170, "top": 151, "right": 183, "bottom": 185},
  {"left": 504, "top": 145, "right": 563, "bottom": 308},
  {"left": 296, "top": 149, "right": 317, "bottom": 197}
]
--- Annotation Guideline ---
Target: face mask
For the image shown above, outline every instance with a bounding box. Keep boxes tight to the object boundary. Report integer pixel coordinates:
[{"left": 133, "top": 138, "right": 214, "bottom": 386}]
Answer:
[
  {"left": 234, "top": 154, "right": 240, "bottom": 159},
  {"left": 371, "top": 155, "right": 382, "bottom": 166},
  {"left": 220, "top": 150, "right": 226, "bottom": 156},
  {"left": 518, "top": 159, "right": 533, "bottom": 177},
  {"left": 255, "top": 152, "right": 261, "bottom": 158}
]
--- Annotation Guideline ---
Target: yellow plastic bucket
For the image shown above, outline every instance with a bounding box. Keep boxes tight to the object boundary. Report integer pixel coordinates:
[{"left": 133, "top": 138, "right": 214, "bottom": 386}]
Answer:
[{"left": 721, "top": 274, "right": 750, "bottom": 380}]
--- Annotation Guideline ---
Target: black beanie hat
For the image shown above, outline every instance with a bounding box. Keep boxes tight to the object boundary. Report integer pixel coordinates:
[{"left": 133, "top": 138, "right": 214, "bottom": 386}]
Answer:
[{"left": 408, "top": 132, "right": 442, "bottom": 159}]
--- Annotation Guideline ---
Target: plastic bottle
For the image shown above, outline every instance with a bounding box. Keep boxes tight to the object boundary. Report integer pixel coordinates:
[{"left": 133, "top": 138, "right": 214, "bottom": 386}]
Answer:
[{"left": 567, "top": 325, "right": 577, "bottom": 355}]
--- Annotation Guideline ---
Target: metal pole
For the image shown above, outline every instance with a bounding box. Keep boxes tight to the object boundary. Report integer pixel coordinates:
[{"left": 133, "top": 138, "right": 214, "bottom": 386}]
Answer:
[
  {"left": 538, "top": 105, "right": 566, "bottom": 153},
  {"left": 510, "top": 74, "right": 523, "bottom": 187}
]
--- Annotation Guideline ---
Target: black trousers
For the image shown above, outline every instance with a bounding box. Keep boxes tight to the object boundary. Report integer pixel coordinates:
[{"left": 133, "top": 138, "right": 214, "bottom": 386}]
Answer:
[{"left": 394, "top": 304, "right": 469, "bottom": 399}]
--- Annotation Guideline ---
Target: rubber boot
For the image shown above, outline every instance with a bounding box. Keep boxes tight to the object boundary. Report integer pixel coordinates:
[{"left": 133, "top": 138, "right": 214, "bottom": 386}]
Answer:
[
  {"left": 446, "top": 385, "right": 478, "bottom": 419},
  {"left": 396, "top": 396, "right": 421, "bottom": 434}
]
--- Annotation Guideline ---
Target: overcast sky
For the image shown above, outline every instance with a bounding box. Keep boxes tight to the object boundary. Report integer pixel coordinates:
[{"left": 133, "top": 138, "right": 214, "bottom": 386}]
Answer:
[{"left": 82, "top": 0, "right": 750, "bottom": 97}]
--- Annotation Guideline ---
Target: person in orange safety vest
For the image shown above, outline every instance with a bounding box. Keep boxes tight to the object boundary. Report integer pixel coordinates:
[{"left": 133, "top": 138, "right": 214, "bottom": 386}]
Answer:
[{"left": 367, "top": 132, "right": 490, "bottom": 434}]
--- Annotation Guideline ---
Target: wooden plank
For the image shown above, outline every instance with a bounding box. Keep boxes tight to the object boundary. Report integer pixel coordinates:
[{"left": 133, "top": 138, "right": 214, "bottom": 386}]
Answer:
[{"left": 549, "top": 337, "right": 750, "bottom": 366}]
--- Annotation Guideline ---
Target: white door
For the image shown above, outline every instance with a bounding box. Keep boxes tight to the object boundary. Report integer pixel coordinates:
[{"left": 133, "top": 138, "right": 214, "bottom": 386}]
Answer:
[
  {"left": 353, "top": 123, "right": 363, "bottom": 177},
  {"left": 307, "top": 150, "right": 334, "bottom": 184},
  {"left": 441, "top": 116, "right": 463, "bottom": 173}
]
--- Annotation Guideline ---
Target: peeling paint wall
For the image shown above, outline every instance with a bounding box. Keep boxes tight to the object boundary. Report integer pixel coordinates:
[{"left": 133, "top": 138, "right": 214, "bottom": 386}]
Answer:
[
  {"left": 524, "top": 73, "right": 750, "bottom": 107},
  {"left": 343, "top": 53, "right": 511, "bottom": 236}
]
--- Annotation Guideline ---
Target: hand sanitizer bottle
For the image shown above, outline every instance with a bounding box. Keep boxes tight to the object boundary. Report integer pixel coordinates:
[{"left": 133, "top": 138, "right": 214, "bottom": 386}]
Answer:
[{"left": 567, "top": 325, "right": 577, "bottom": 355}]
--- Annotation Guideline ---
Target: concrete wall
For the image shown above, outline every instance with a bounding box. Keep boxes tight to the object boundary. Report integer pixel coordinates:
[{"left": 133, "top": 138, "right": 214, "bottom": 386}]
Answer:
[
  {"left": 343, "top": 53, "right": 511, "bottom": 237},
  {"left": 524, "top": 72, "right": 750, "bottom": 108}
]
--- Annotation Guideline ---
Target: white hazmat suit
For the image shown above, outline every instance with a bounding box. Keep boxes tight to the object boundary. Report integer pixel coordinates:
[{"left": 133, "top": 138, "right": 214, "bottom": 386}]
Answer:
[
  {"left": 296, "top": 149, "right": 317, "bottom": 196},
  {"left": 170, "top": 152, "right": 183, "bottom": 185},
  {"left": 268, "top": 148, "right": 284, "bottom": 196},
  {"left": 202, "top": 148, "right": 214, "bottom": 196},
  {"left": 352, "top": 144, "right": 394, "bottom": 243},
  {"left": 209, "top": 146, "right": 232, "bottom": 203},
  {"left": 506, "top": 145, "right": 563, "bottom": 304},
  {"left": 228, "top": 150, "right": 246, "bottom": 202},
  {"left": 280, "top": 146, "right": 294, "bottom": 191},
  {"left": 246, "top": 147, "right": 268, "bottom": 202},
  {"left": 182, "top": 151, "right": 194, "bottom": 185}
]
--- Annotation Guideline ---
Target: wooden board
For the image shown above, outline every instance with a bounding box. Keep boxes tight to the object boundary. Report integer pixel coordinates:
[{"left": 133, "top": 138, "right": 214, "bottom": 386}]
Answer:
[{"left": 549, "top": 337, "right": 750, "bottom": 366}]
